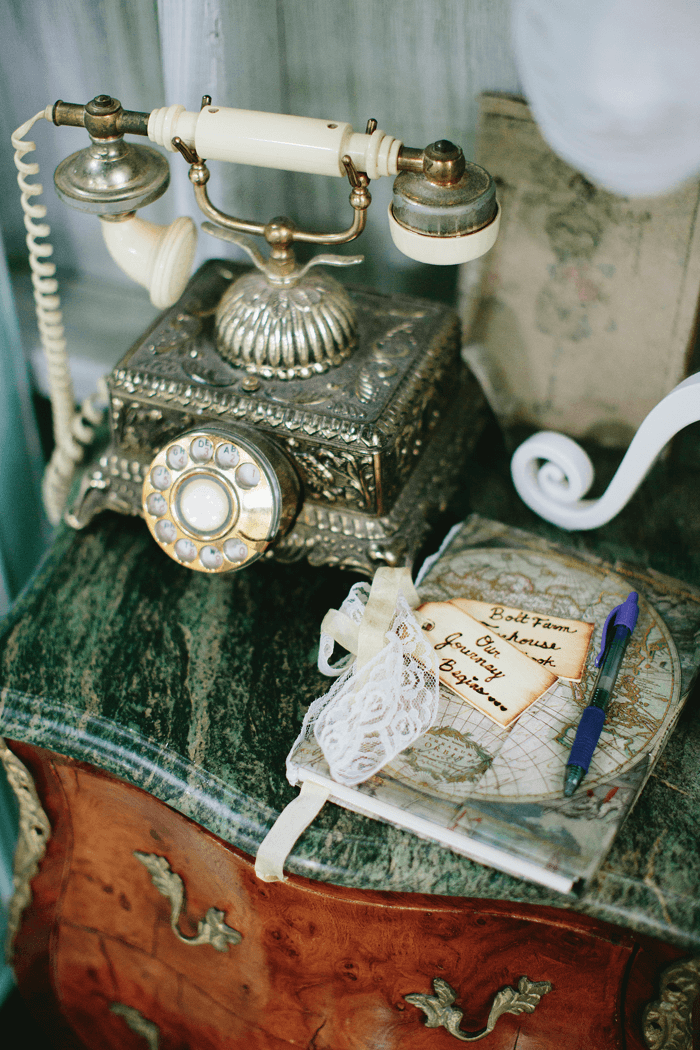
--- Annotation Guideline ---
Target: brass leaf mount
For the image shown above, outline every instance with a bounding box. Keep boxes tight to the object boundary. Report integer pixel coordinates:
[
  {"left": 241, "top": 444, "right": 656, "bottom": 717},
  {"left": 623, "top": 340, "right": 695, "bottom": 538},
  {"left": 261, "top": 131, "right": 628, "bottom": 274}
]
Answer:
[
  {"left": 642, "top": 956, "right": 700, "bottom": 1050},
  {"left": 134, "top": 851, "right": 242, "bottom": 952},
  {"left": 405, "top": 975, "right": 552, "bottom": 1042},
  {"left": 110, "top": 1004, "right": 160, "bottom": 1050}
]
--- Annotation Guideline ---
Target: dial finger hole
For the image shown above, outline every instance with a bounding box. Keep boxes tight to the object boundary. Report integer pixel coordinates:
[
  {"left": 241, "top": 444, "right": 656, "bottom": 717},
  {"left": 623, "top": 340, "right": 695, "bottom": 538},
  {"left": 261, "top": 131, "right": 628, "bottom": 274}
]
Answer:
[
  {"left": 236, "top": 462, "right": 261, "bottom": 489},
  {"left": 146, "top": 493, "right": 167, "bottom": 517},
  {"left": 155, "top": 519, "right": 177, "bottom": 544},
  {"left": 200, "top": 545, "right": 223, "bottom": 570},
  {"left": 150, "top": 466, "right": 172, "bottom": 491},
  {"left": 190, "top": 436, "right": 213, "bottom": 463},
  {"left": 223, "top": 539, "right": 248, "bottom": 563},
  {"left": 166, "top": 444, "right": 188, "bottom": 470},
  {"left": 174, "top": 538, "right": 197, "bottom": 562},
  {"left": 215, "top": 442, "right": 240, "bottom": 469}
]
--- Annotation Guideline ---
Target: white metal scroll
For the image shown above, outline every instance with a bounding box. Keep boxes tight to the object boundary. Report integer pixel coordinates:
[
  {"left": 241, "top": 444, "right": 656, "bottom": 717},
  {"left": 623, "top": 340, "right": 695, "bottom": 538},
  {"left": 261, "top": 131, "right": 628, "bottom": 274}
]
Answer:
[{"left": 511, "top": 371, "right": 700, "bottom": 530}]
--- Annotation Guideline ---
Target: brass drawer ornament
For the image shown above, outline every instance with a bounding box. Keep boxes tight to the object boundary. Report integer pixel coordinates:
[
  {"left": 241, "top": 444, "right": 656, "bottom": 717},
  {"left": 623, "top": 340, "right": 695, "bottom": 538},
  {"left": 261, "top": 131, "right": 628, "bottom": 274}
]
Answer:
[
  {"left": 110, "top": 1004, "right": 160, "bottom": 1050},
  {"left": 405, "top": 975, "right": 552, "bottom": 1042},
  {"left": 642, "top": 956, "right": 700, "bottom": 1050},
  {"left": 134, "top": 851, "right": 242, "bottom": 952}
]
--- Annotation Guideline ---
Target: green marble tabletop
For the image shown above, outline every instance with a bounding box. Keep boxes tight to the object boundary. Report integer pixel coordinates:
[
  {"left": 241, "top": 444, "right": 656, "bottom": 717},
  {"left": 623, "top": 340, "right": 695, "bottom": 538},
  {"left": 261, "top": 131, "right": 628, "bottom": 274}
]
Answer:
[{"left": 1, "top": 419, "right": 700, "bottom": 951}]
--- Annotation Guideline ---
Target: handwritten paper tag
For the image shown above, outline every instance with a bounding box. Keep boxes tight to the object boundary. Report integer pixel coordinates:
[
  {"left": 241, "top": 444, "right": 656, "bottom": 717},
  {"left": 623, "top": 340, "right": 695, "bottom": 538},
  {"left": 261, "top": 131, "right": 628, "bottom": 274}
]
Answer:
[
  {"left": 451, "top": 599, "right": 594, "bottom": 682},
  {"left": 418, "top": 602, "right": 558, "bottom": 726}
]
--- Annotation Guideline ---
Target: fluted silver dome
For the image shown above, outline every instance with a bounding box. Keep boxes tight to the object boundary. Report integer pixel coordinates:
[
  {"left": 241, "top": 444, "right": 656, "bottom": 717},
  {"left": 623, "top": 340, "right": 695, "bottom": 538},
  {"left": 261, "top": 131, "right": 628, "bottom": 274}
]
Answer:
[{"left": 214, "top": 269, "right": 357, "bottom": 380}]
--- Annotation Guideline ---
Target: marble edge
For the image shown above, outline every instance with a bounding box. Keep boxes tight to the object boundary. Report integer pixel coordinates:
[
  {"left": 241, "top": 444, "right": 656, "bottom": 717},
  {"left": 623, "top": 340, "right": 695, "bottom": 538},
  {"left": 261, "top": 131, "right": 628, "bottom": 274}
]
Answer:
[
  {"left": 3, "top": 687, "right": 700, "bottom": 949},
  {"left": 0, "top": 688, "right": 272, "bottom": 854},
  {"left": 0, "top": 687, "right": 445, "bottom": 889}
]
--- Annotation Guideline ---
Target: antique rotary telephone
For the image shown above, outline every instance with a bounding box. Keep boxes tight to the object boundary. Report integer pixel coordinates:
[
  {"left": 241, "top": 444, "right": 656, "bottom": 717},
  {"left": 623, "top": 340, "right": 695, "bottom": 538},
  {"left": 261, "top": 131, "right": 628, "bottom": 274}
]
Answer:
[{"left": 14, "top": 94, "right": 499, "bottom": 575}]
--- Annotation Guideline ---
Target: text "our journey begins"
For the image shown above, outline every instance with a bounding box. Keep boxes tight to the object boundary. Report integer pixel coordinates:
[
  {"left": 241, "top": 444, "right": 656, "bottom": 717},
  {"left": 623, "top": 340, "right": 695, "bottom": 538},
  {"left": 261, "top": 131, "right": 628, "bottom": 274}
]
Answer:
[{"left": 419, "top": 602, "right": 559, "bottom": 726}]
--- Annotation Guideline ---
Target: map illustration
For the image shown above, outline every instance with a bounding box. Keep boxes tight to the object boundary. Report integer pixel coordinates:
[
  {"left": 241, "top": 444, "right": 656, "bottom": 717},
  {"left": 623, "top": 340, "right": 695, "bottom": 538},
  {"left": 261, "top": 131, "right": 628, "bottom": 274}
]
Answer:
[
  {"left": 386, "top": 547, "right": 679, "bottom": 804},
  {"left": 289, "top": 521, "right": 691, "bottom": 889}
]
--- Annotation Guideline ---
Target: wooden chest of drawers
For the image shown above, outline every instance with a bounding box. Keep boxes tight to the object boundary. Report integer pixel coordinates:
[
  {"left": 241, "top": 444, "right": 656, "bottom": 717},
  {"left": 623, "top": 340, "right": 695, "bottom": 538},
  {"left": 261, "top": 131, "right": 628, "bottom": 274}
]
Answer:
[{"left": 6, "top": 741, "right": 691, "bottom": 1050}]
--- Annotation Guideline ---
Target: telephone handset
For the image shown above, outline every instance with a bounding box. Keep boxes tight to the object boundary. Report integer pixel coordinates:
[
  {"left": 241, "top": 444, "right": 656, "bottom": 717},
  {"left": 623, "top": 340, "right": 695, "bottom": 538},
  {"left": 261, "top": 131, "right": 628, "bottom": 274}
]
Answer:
[{"left": 13, "top": 93, "right": 499, "bottom": 575}]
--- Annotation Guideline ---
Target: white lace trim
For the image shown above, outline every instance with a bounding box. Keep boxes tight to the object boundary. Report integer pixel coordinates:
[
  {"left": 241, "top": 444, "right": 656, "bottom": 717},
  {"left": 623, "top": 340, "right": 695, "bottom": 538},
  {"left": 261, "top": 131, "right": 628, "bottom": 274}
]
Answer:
[{"left": 288, "top": 582, "right": 439, "bottom": 787}]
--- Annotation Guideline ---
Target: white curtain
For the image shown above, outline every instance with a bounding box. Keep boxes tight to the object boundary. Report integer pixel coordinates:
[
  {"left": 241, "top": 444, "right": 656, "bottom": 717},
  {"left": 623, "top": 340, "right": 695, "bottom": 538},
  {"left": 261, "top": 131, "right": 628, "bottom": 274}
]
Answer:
[{"left": 1, "top": 0, "right": 519, "bottom": 293}]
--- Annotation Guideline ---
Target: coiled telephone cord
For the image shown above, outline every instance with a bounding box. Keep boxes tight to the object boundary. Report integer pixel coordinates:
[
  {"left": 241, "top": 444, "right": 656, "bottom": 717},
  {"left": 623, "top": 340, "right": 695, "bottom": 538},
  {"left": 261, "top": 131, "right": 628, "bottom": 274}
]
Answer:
[{"left": 12, "top": 109, "right": 105, "bottom": 525}]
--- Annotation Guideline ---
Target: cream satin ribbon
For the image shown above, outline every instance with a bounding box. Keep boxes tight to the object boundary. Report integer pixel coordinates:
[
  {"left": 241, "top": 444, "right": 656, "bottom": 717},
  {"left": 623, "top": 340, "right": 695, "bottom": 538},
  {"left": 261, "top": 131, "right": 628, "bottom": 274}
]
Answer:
[
  {"left": 320, "top": 566, "right": 419, "bottom": 668},
  {"left": 254, "top": 566, "right": 420, "bottom": 882},
  {"left": 254, "top": 779, "right": 330, "bottom": 882}
]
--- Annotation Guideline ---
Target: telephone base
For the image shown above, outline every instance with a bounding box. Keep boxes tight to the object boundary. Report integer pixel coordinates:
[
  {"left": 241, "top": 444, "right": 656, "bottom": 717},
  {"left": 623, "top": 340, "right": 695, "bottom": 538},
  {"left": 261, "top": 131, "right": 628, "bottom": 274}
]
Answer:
[
  {"left": 69, "top": 377, "right": 484, "bottom": 575},
  {"left": 65, "top": 259, "right": 487, "bottom": 575}
]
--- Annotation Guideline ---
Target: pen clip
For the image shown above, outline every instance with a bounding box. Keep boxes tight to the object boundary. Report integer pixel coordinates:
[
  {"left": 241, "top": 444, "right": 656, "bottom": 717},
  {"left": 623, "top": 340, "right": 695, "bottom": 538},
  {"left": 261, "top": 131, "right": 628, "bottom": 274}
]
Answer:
[{"left": 596, "top": 592, "right": 639, "bottom": 666}]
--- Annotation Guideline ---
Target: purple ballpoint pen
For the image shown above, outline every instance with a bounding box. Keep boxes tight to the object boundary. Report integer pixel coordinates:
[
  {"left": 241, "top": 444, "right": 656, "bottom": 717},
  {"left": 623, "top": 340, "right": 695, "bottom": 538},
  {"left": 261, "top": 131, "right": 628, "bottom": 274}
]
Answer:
[{"left": 564, "top": 592, "right": 639, "bottom": 797}]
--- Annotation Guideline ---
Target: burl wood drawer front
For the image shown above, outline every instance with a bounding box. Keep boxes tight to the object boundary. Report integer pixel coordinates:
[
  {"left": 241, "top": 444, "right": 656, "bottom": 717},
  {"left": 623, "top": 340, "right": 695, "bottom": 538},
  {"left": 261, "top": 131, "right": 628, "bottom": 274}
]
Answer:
[
  {"left": 9, "top": 743, "right": 658, "bottom": 1050},
  {"left": 53, "top": 924, "right": 294, "bottom": 1050}
]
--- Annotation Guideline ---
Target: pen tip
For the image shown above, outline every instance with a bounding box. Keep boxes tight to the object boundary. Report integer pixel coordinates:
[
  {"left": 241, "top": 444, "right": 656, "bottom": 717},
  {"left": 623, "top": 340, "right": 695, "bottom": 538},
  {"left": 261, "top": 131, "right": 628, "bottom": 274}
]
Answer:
[{"left": 563, "top": 765, "right": 584, "bottom": 797}]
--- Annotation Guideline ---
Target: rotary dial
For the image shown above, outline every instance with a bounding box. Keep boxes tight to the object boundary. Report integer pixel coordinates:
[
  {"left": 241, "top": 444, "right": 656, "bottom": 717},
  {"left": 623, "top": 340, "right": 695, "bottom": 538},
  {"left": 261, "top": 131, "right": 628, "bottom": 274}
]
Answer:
[{"left": 142, "top": 428, "right": 296, "bottom": 573}]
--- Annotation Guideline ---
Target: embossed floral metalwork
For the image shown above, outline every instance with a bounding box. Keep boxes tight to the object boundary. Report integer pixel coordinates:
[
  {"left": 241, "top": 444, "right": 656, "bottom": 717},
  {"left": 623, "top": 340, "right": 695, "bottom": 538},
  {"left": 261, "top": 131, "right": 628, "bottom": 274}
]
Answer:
[
  {"left": 1, "top": 741, "right": 51, "bottom": 962},
  {"left": 643, "top": 956, "right": 700, "bottom": 1050},
  {"left": 285, "top": 440, "right": 376, "bottom": 510},
  {"left": 66, "top": 260, "right": 484, "bottom": 572},
  {"left": 134, "top": 851, "right": 242, "bottom": 952},
  {"left": 144, "top": 311, "right": 202, "bottom": 356},
  {"left": 405, "top": 975, "right": 552, "bottom": 1042}
]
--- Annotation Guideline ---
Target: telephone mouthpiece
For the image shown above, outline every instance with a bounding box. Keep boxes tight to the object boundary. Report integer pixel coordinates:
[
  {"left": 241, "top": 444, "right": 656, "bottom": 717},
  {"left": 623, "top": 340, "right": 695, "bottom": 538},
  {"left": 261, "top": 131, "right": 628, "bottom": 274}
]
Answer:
[
  {"left": 389, "top": 144, "right": 499, "bottom": 265},
  {"left": 54, "top": 137, "right": 170, "bottom": 215}
]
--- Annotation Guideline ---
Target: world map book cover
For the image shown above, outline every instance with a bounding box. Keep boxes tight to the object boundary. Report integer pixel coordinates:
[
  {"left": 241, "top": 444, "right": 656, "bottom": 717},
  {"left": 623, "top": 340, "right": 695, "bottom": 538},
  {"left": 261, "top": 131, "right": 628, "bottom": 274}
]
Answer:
[{"left": 287, "top": 516, "right": 700, "bottom": 893}]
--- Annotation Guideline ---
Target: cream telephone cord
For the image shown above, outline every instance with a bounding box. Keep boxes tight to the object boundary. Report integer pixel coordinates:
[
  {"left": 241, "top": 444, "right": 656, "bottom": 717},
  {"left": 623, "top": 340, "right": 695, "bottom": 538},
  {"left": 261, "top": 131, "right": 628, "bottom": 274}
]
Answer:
[{"left": 12, "top": 108, "right": 105, "bottom": 525}]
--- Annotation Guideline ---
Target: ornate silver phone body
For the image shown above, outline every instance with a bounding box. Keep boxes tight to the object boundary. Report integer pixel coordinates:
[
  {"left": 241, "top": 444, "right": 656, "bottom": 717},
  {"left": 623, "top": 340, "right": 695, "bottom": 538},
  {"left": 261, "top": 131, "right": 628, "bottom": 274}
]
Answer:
[
  {"left": 69, "top": 259, "right": 485, "bottom": 575},
  {"left": 15, "top": 94, "right": 498, "bottom": 575}
]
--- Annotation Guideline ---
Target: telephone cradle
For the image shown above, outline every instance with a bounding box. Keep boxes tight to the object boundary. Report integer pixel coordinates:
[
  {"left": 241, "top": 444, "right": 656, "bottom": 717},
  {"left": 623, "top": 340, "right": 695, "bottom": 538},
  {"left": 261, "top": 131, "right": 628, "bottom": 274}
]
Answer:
[{"left": 67, "top": 259, "right": 485, "bottom": 576}]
